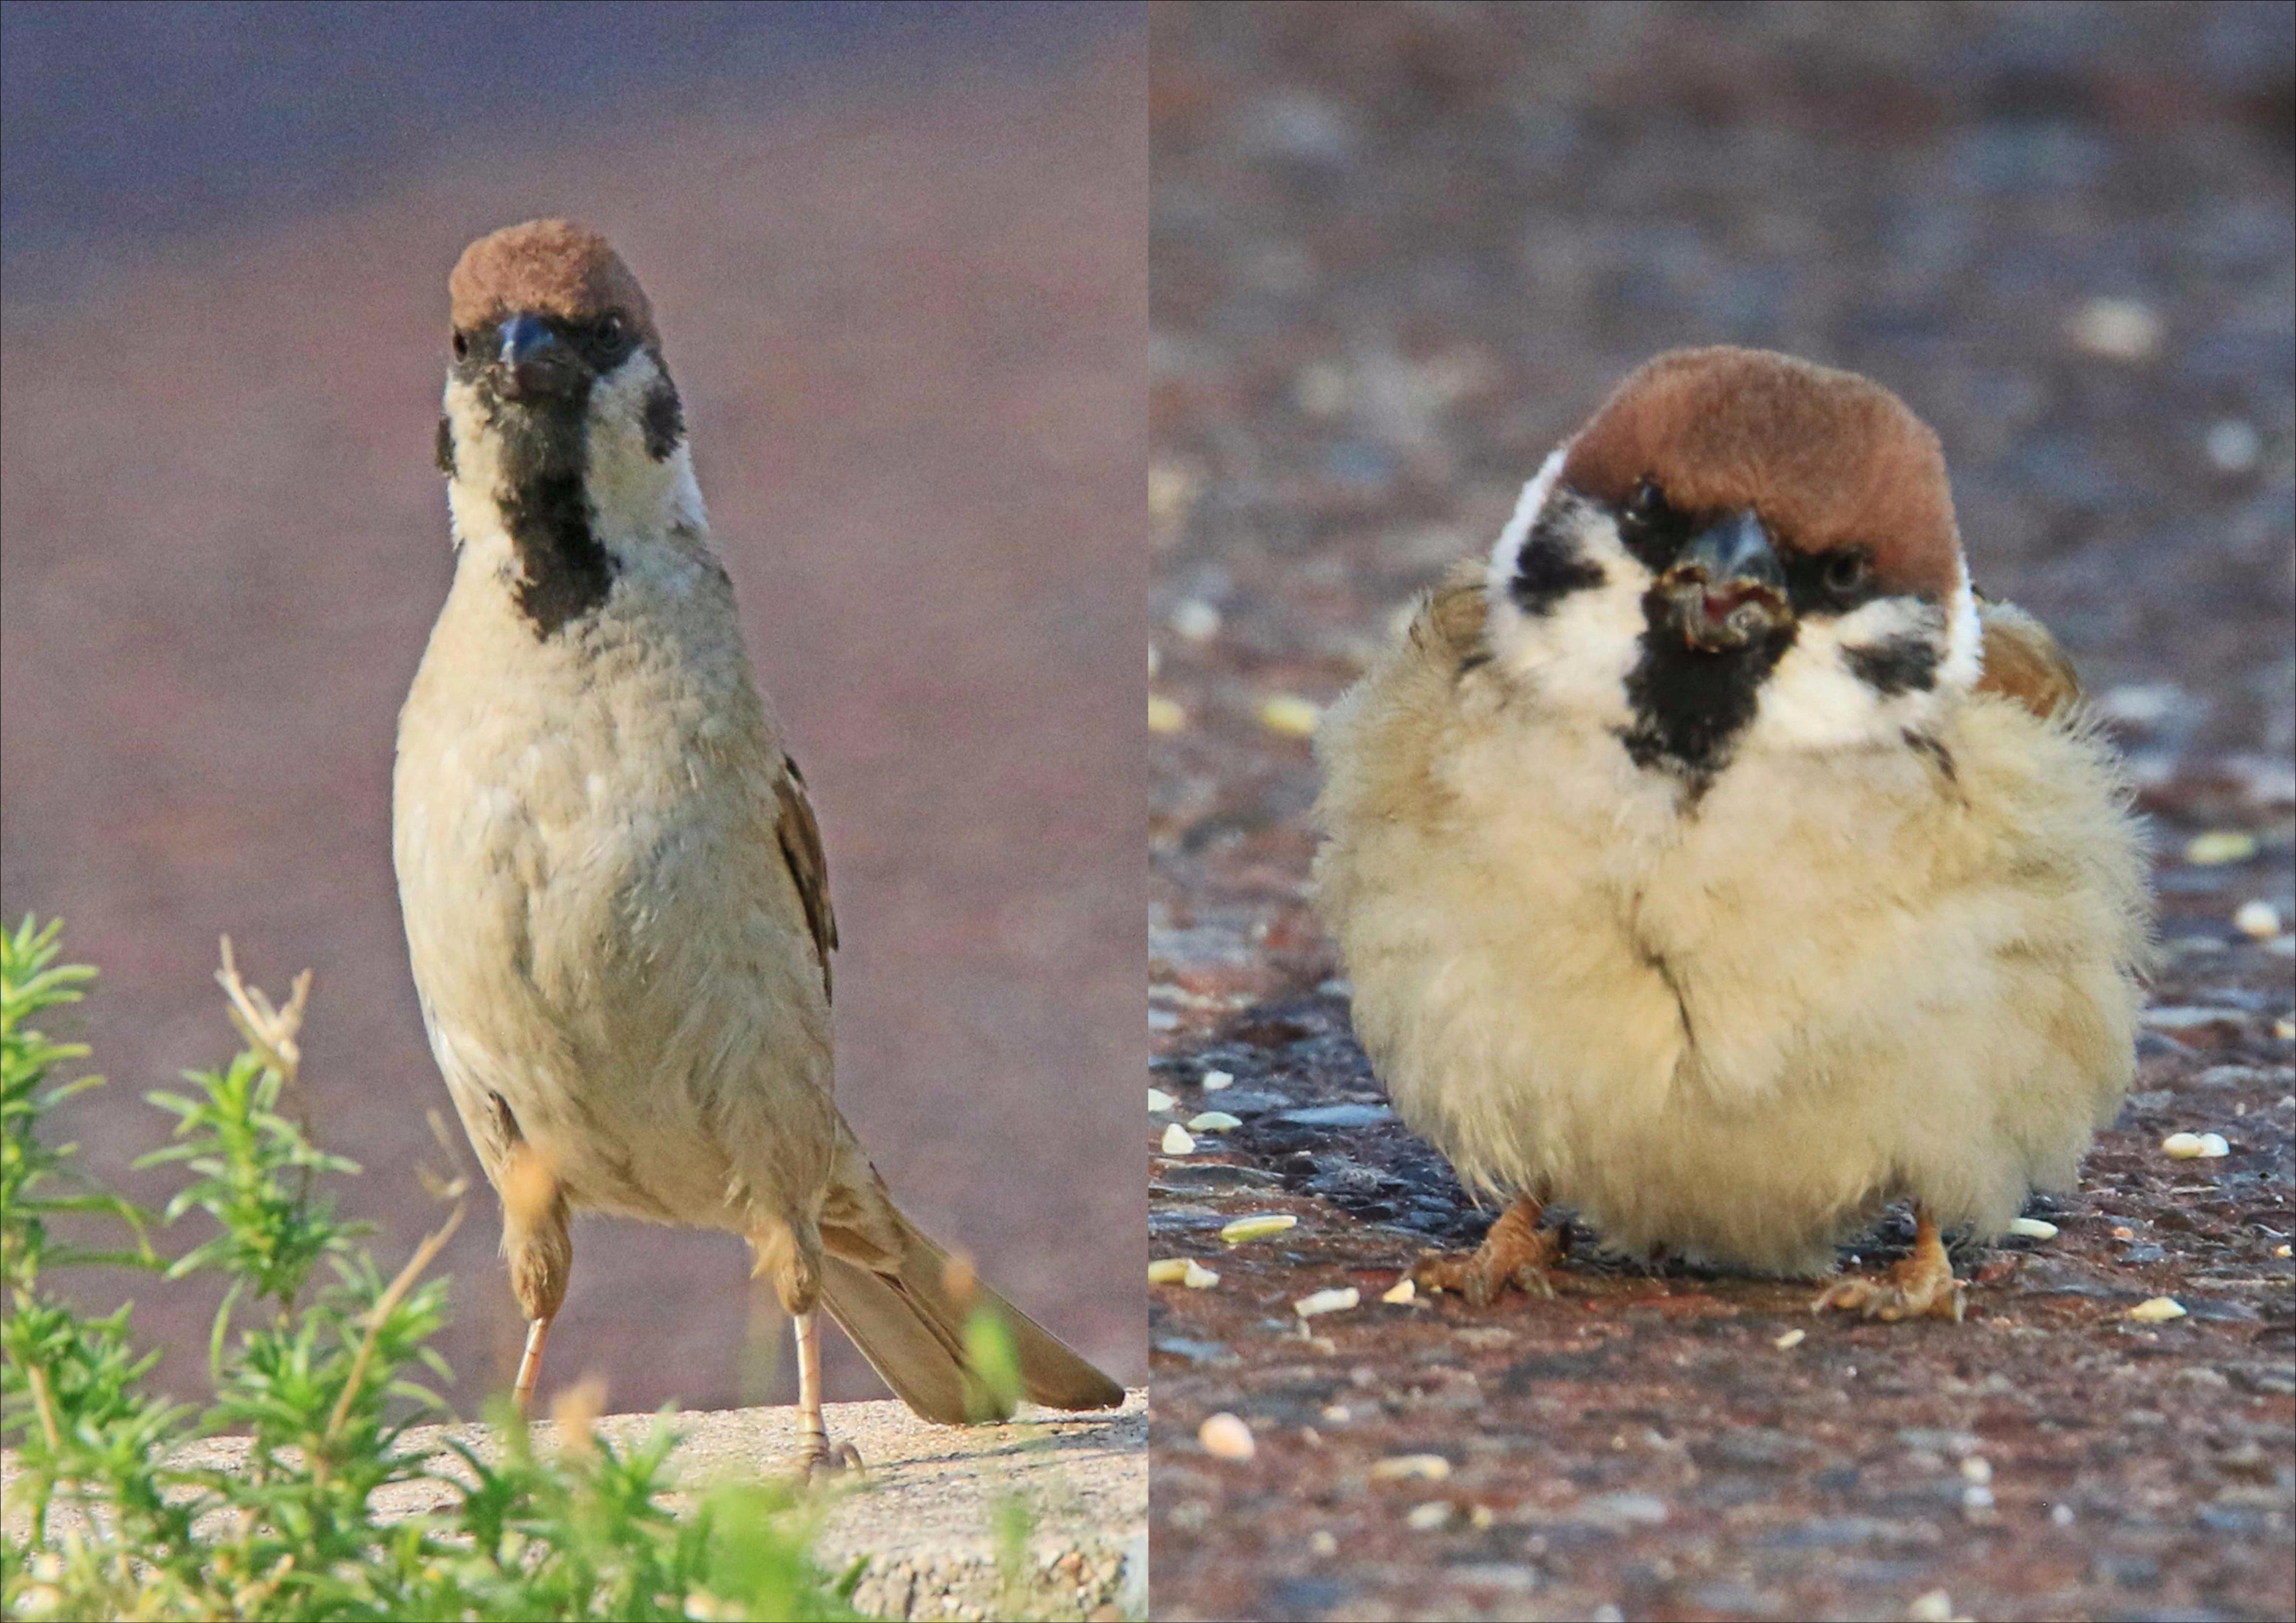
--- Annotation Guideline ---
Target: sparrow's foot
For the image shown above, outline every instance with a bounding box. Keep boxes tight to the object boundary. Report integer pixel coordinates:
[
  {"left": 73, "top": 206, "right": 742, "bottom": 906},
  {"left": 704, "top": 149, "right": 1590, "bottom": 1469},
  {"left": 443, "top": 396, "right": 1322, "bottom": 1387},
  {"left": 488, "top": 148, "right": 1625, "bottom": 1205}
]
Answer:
[
  {"left": 1813, "top": 1206, "right": 1965, "bottom": 1323},
  {"left": 798, "top": 1439, "right": 864, "bottom": 1483},
  {"left": 1410, "top": 1193, "right": 1560, "bottom": 1307}
]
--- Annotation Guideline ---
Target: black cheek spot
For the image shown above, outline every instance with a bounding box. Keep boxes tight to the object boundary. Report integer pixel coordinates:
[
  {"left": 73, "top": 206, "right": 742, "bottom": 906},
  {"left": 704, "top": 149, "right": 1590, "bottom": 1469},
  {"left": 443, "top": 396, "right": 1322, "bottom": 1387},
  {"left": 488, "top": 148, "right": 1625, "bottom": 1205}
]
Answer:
[
  {"left": 1845, "top": 634, "right": 1939, "bottom": 696},
  {"left": 1508, "top": 516, "right": 1607, "bottom": 615},
  {"left": 434, "top": 414, "right": 456, "bottom": 476},
  {"left": 641, "top": 374, "right": 684, "bottom": 462}
]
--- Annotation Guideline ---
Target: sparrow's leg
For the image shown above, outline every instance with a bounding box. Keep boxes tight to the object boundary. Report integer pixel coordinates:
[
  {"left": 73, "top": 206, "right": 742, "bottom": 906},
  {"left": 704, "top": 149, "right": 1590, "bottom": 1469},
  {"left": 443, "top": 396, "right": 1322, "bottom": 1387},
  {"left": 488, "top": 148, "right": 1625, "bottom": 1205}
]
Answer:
[
  {"left": 512, "top": 1315, "right": 554, "bottom": 1416},
  {"left": 1813, "top": 1204, "right": 1966, "bottom": 1323},
  {"left": 1410, "top": 1192, "right": 1561, "bottom": 1306},
  {"left": 793, "top": 1311, "right": 862, "bottom": 1479}
]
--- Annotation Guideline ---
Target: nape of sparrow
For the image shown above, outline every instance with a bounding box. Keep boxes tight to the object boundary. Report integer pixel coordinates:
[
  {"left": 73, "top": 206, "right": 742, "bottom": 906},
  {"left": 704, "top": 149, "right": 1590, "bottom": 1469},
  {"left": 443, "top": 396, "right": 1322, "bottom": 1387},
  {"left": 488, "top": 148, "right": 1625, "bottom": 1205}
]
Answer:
[
  {"left": 395, "top": 220, "right": 1121, "bottom": 1471},
  {"left": 1313, "top": 346, "right": 2151, "bottom": 1320}
]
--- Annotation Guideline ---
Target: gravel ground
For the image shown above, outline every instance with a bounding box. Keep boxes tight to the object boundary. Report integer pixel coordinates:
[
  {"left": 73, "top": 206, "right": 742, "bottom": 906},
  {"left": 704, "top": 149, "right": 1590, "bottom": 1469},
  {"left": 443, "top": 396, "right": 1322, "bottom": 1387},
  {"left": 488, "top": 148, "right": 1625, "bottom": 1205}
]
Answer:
[{"left": 1147, "top": 4, "right": 2294, "bottom": 1619}]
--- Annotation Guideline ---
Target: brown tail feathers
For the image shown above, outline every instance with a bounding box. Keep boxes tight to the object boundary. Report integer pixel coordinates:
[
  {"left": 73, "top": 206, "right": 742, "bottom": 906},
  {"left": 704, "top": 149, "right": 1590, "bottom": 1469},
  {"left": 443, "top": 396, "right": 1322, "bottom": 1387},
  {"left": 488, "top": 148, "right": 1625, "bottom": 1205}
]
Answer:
[{"left": 819, "top": 1206, "right": 1123, "bottom": 1426}]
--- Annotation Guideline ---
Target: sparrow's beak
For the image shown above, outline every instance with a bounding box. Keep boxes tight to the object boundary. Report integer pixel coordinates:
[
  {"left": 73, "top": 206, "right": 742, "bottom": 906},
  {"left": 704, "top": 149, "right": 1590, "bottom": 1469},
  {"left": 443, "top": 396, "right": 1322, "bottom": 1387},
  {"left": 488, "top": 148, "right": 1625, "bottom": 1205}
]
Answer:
[
  {"left": 493, "top": 313, "right": 580, "bottom": 403},
  {"left": 1659, "top": 508, "right": 1792, "bottom": 652}
]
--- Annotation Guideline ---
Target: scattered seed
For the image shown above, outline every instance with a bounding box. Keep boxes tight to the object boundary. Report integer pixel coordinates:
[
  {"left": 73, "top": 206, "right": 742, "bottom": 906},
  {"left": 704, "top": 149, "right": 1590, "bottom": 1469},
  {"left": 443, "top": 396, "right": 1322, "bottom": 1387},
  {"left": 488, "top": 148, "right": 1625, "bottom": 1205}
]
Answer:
[
  {"left": 1405, "top": 1501, "right": 1453, "bottom": 1531},
  {"left": 2278, "top": 1017, "right": 2295, "bottom": 1041},
  {"left": 2127, "top": 1296, "right": 2188, "bottom": 1323},
  {"left": 2008, "top": 1217, "right": 2060, "bottom": 1240},
  {"left": 1321, "top": 1404, "right": 1352, "bottom": 1423},
  {"left": 2276, "top": 1244, "right": 2292, "bottom": 1259},
  {"left": 1960, "top": 1457, "right": 1993, "bottom": 1484},
  {"left": 1221, "top": 1213, "right": 1298, "bottom": 1245},
  {"left": 1961, "top": 1483, "right": 1996, "bottom": 1512},
  {"left": 1381, "top": 1277, "right": 1417, "bottom": 1305},
  {"left": 2066, "top": 296, "right": 2162, "bottom": 361},
  {"left": 1187, "top": 1110, "right": 1243, "bottom": 1133},
  {"left": 1469, "top": 1504, "right": 1495, "bottom": 1529},
  {"left": 1148, "top": 695, "right": 1186, "bottom": 734},
  {"left": 1169, "top": 599, "right": 1221, "bottom": 641},
  {"left": 2235, "top": 900, "right": 2283, "bottom": 939},
  {"left": 2197, "top": 1132, "right": 2230, "bottom": 1158},
  {"left": 1773, "top": 1328, "right": 1807, "bottom": 1350},
  {"left": 2184, "top": 830, "right": 2258, "bottom": 866},
  {"left": 2050, "top": 1503, "right": 2076, "bottom": 1527},
  {"left": 2161, "top": 1132, "right": 2206, "bottom": 1158},
  {"left": 1148, "top": 1259, "right": 1190, "bottom": 1285},
  {"left": 1907, "top": 1589, "right": 1955, "bottom": 1623},
  {"left": 1295, "top": 1286, "right": 1360, "bottom": 1319},
  {"left": 1183, "top": 1260, "right": 1220, "bottom": 1288},
  {"left": 1259, "top": 694, "right": 1322, "bottom": 738},
  {"left": 1309, "top": 1529, "right": 1337, "bottom": 1556},
  {"left": 1148, "top": 1087, "right": 1177, "bottom": 1115},
  {"left": 1198, "top": 1412, "right": 1255, "bottom": 1460},
  {"left": 1371, "top": 1454, "right": 1451, "bottom": 1482},
  {"left": 1160, "top": 1123, "right": 1195, "bottom": 1156},
  {"left": 1201, "top": 1069, "right": 1235, "bottom": 1091}
]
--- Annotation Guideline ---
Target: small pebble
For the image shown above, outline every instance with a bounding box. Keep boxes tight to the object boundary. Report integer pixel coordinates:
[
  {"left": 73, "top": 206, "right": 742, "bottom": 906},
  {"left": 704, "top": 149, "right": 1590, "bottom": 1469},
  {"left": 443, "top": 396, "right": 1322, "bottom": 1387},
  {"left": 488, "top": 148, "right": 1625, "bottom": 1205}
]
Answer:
[
  {"left": 1160, "top": 1123, "right": 1196, "bottom": 1156},
  {"left": 1148, "top": 695, "right": 1186, "bottom": 734},
  {"left": 2066, "top": 296, "right": 2163, "bottom": 361},
  {"left": 2184, "top": 830, "right": 2258, "bottom": 866},
  {"left": 1773, "top": 1328, "right": 1807, "bottom": 1350},
  {"left": 1220, "top": 1213, "right": 1298, "bottom": 1245},
  {"left": 2127, "top": 1296, "right": 2188, "bottom": 1323},
  {"left": 2205, "top": 418, "right": 2261, "bottom": 474},
  {"left": 1381, "top": 1277, "right": 1417, "bottom": 1305},
  {"left": 1260, "top": 694, "right": 1322, "bottom": 738},
  {"left": 2235, "top": 899, "right": 2282, "bottom": 939},
  {"left": 1169, "top": 599, "right": 1221, "bottom": 641},
  {"left": 1187, "top": 1110, "right": 1243, "bottom": 1133},
  {"left": 1907, "top": 1589, "right": 1955, "bottom": 1623},
  {"left": 1405, "top": 1501, "right": 1453, "bottom": 1531},
  {"left": 1370, "top": 1454, "right": 1451, "bottom": 1482},
  {"left": 1198, "top": 1412, "right": 1255, "bottom": 1460},
  {"left": 1148, "top": 1088, "right": 1177, "bottom": 1114},
  {"left": 2008, "top": 1217, "right": 2059, "bottom": 1240},
  {"left": 1201, "top": 1069, "right": 1234, "bottom": 1091},
  {"left": 1294, "top": 1286, "right": 1360, "bottom": 1319}
]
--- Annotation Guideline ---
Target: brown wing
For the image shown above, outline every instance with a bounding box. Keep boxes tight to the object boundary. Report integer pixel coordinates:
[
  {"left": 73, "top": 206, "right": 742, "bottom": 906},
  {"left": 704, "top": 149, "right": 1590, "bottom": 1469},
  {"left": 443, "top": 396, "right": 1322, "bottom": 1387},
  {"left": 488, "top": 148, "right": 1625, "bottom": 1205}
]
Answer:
[
  {"left": 1974, "top": 596, "right": 2081, "bottom": 720},
  {"left": 774, "top": 757, "right": 839, "bottom": 1003}
]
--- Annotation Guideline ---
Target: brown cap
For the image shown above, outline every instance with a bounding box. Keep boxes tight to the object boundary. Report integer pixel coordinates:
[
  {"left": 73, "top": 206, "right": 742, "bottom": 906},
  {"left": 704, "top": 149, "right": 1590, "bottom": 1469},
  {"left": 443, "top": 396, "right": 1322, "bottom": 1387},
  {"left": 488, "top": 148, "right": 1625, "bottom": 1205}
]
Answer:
[
  {"left": 447, "top": 218, "right": 659, "bottom": 347},
  {"left": 1562, "top": 347, "right": 1962, "bottom": 599}
]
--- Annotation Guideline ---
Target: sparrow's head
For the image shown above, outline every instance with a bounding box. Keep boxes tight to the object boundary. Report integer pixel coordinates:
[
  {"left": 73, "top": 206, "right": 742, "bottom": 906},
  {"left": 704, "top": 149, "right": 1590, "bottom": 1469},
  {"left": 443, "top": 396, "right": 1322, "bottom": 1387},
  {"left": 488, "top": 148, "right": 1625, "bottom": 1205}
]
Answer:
[
  {"left": 437, "top": 220, "right": 703, "bottom": 627},
  {"left": 1483, "top": 347, "right": 1978, "bottom": 778}
]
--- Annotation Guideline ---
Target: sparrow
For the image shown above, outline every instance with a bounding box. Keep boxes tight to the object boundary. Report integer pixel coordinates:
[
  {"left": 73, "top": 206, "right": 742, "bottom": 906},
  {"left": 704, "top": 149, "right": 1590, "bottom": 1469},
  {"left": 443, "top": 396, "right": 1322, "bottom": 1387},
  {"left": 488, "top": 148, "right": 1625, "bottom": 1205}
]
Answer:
[
  {"left": 1312, "top": 346, "right": 2151, "bottom": 1320},
  {"left": 393, "top": 219, "right": 1121, "bottom": 1467}
]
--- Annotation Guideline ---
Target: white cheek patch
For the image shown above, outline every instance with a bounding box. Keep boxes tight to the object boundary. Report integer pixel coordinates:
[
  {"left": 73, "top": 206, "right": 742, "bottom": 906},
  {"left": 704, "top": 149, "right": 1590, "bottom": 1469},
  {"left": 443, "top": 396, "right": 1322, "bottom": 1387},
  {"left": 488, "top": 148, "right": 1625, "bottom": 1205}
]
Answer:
[
  {"left": 1483, "top": 451, "right": 1652, "bottom": 729},
  {"left": 442, "top": 377, "right": 512, "bottom": 562},
  {"left": 1939, "top": 558, "right": 1980, "bottom": 693},
  {"left": 583, "top": 353, "right": 708, "bottom": 549},
  {"left": 1745, "top": 596, "right": 1950, "bottom": 755}
]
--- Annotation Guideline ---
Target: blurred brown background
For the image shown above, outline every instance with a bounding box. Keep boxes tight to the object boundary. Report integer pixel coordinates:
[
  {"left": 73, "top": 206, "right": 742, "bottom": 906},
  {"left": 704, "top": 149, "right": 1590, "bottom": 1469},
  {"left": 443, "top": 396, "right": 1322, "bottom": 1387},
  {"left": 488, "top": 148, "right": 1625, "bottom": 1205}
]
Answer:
[{"left": 1, "top": 1, "right": 1145, "bottom": 1409}]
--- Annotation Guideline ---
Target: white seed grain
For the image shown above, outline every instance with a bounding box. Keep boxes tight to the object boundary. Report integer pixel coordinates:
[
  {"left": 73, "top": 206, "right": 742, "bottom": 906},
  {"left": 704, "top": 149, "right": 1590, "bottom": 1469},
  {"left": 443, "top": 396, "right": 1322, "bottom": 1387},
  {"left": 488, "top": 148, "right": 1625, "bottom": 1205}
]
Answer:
[
  {"left": 2184, "top": 830, "right": 2258, "bottom": 866},
  {"left": 1381, "top": 1277, "right": 1417, "bottom": 1305},
  {"left": 1201, "top": 1069, "right": 1234, "bottom": 1091},
  {"left": 1148, "top": 695, "right": 1186, "bottom": 734},
  {"left": 1148, "top": 1088, "right": 1177, "bottom": 1115},
  {"left": 1221, "top": 1213, "right": 1298, "bottom": 1245},
  {"left": 1294, "top": 1286, "right": 1360, "bottom": 1319},
  {"left": 1183, "top": 1260, "right": 1220, "bottom": 1288},
  {"left": 2008, "top": 1217, "right": 2059, "bottom": 1240},
  {"left": 1405, "top": 1501, "right": 1453, "bottom": 1531},
  {"left": 1160, "top": 1123, "right": 1196, "bottom": 1156},
  {"left": 2127, "top": 1297, "right": 2187, "bottom": 1323},
  {"left": 1371, "top": 1454, "right": 1452, "bottom": 1482},
  {"left": 2161, "top": 1132, "right": 2207, "bottom": 1159},
  {"left": 1260, "top": 694, "right": 1322, "bottom": 738},
  {"left": 1773, "top": 1328, "right": 1807, "bottom": 1350},
  {"left": 1187, "top": 1111, "right": 1243, "bottom": 1133},
  {"left": 2235, "top": 900, "right": 2282, "bottom": 939},
  {"left": 1198, "top": 1412, "right": 1255, "bottom": 1460}
]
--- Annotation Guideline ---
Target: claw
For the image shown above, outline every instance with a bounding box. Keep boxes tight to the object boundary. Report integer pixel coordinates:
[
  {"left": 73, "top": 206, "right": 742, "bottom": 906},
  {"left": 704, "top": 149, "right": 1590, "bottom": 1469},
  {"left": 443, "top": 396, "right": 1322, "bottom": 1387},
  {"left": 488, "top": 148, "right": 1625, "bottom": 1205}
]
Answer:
[
  {"left": 1813, "top": 1206, "right": 1966, "bottom": 1323},
  {"left": 800, "top": 1440, "right": 864, "bottom": 1483},
  {"left": 1408, "top": 1193, "right": 1559, "bottom": 1306}
]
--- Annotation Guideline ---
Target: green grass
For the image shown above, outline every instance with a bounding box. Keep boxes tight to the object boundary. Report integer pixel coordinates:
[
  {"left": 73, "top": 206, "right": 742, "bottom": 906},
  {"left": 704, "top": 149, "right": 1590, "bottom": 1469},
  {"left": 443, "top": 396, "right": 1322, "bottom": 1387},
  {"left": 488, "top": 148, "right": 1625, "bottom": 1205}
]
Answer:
[{"left": 1, "top": 916, "right": 862, "bottom": 1621}]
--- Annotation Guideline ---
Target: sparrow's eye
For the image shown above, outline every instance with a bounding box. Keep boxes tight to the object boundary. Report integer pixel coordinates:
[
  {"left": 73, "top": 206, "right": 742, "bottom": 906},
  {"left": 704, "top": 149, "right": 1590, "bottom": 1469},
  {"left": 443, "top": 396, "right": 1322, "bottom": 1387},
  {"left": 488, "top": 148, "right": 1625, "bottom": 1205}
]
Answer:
[
  {"left": 1823, "top": 551, "right": 1871, "bottom": 597},
  {"left": 451, "top": 330, "right": 470, "bottom": 361},
  {"left": 1627, "top": 477, "right": 1667, "bottom": 522},
  {"left": 596, "top": 312, "right": 626, "bottom": 349}
]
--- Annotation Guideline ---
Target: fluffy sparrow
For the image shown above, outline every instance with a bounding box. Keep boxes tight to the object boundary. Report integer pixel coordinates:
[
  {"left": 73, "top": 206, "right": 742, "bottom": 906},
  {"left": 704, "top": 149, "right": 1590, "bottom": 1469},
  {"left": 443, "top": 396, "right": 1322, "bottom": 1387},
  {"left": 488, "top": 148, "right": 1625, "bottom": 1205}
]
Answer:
[
  {"left": 394, "top": 219, "right": 1121, "bottom": 1466},
  {"left": 1313, "top": 347, "right": 2151, "bottom": 1320}
]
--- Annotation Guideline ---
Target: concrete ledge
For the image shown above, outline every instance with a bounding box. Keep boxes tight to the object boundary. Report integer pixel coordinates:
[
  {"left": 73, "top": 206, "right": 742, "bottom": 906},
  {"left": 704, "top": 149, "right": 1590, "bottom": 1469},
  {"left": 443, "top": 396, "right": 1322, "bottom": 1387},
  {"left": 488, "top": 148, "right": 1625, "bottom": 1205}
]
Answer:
[{"left": 6, "top": 1390, "right": 1146, "bottom": 1621}]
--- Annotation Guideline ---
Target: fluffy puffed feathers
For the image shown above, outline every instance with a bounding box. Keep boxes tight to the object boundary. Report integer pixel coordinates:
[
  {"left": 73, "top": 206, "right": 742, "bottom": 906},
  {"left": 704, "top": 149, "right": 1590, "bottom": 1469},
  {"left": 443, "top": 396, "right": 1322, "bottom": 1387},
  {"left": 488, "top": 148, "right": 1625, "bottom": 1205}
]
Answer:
[{"left": 1314, "top": 564, "right": 2151, "bottom": 1274}]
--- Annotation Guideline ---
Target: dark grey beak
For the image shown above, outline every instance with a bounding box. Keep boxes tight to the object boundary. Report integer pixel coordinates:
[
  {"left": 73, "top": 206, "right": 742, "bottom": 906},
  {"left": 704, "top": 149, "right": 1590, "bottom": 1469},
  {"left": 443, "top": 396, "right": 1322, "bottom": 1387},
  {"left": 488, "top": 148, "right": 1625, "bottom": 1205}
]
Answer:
[
  {"left": 1659, "top": 509, "right": 1792, "bottom": 651},
  {"left": 492, "top": 313, "right": 579, "bottom": 403}
]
